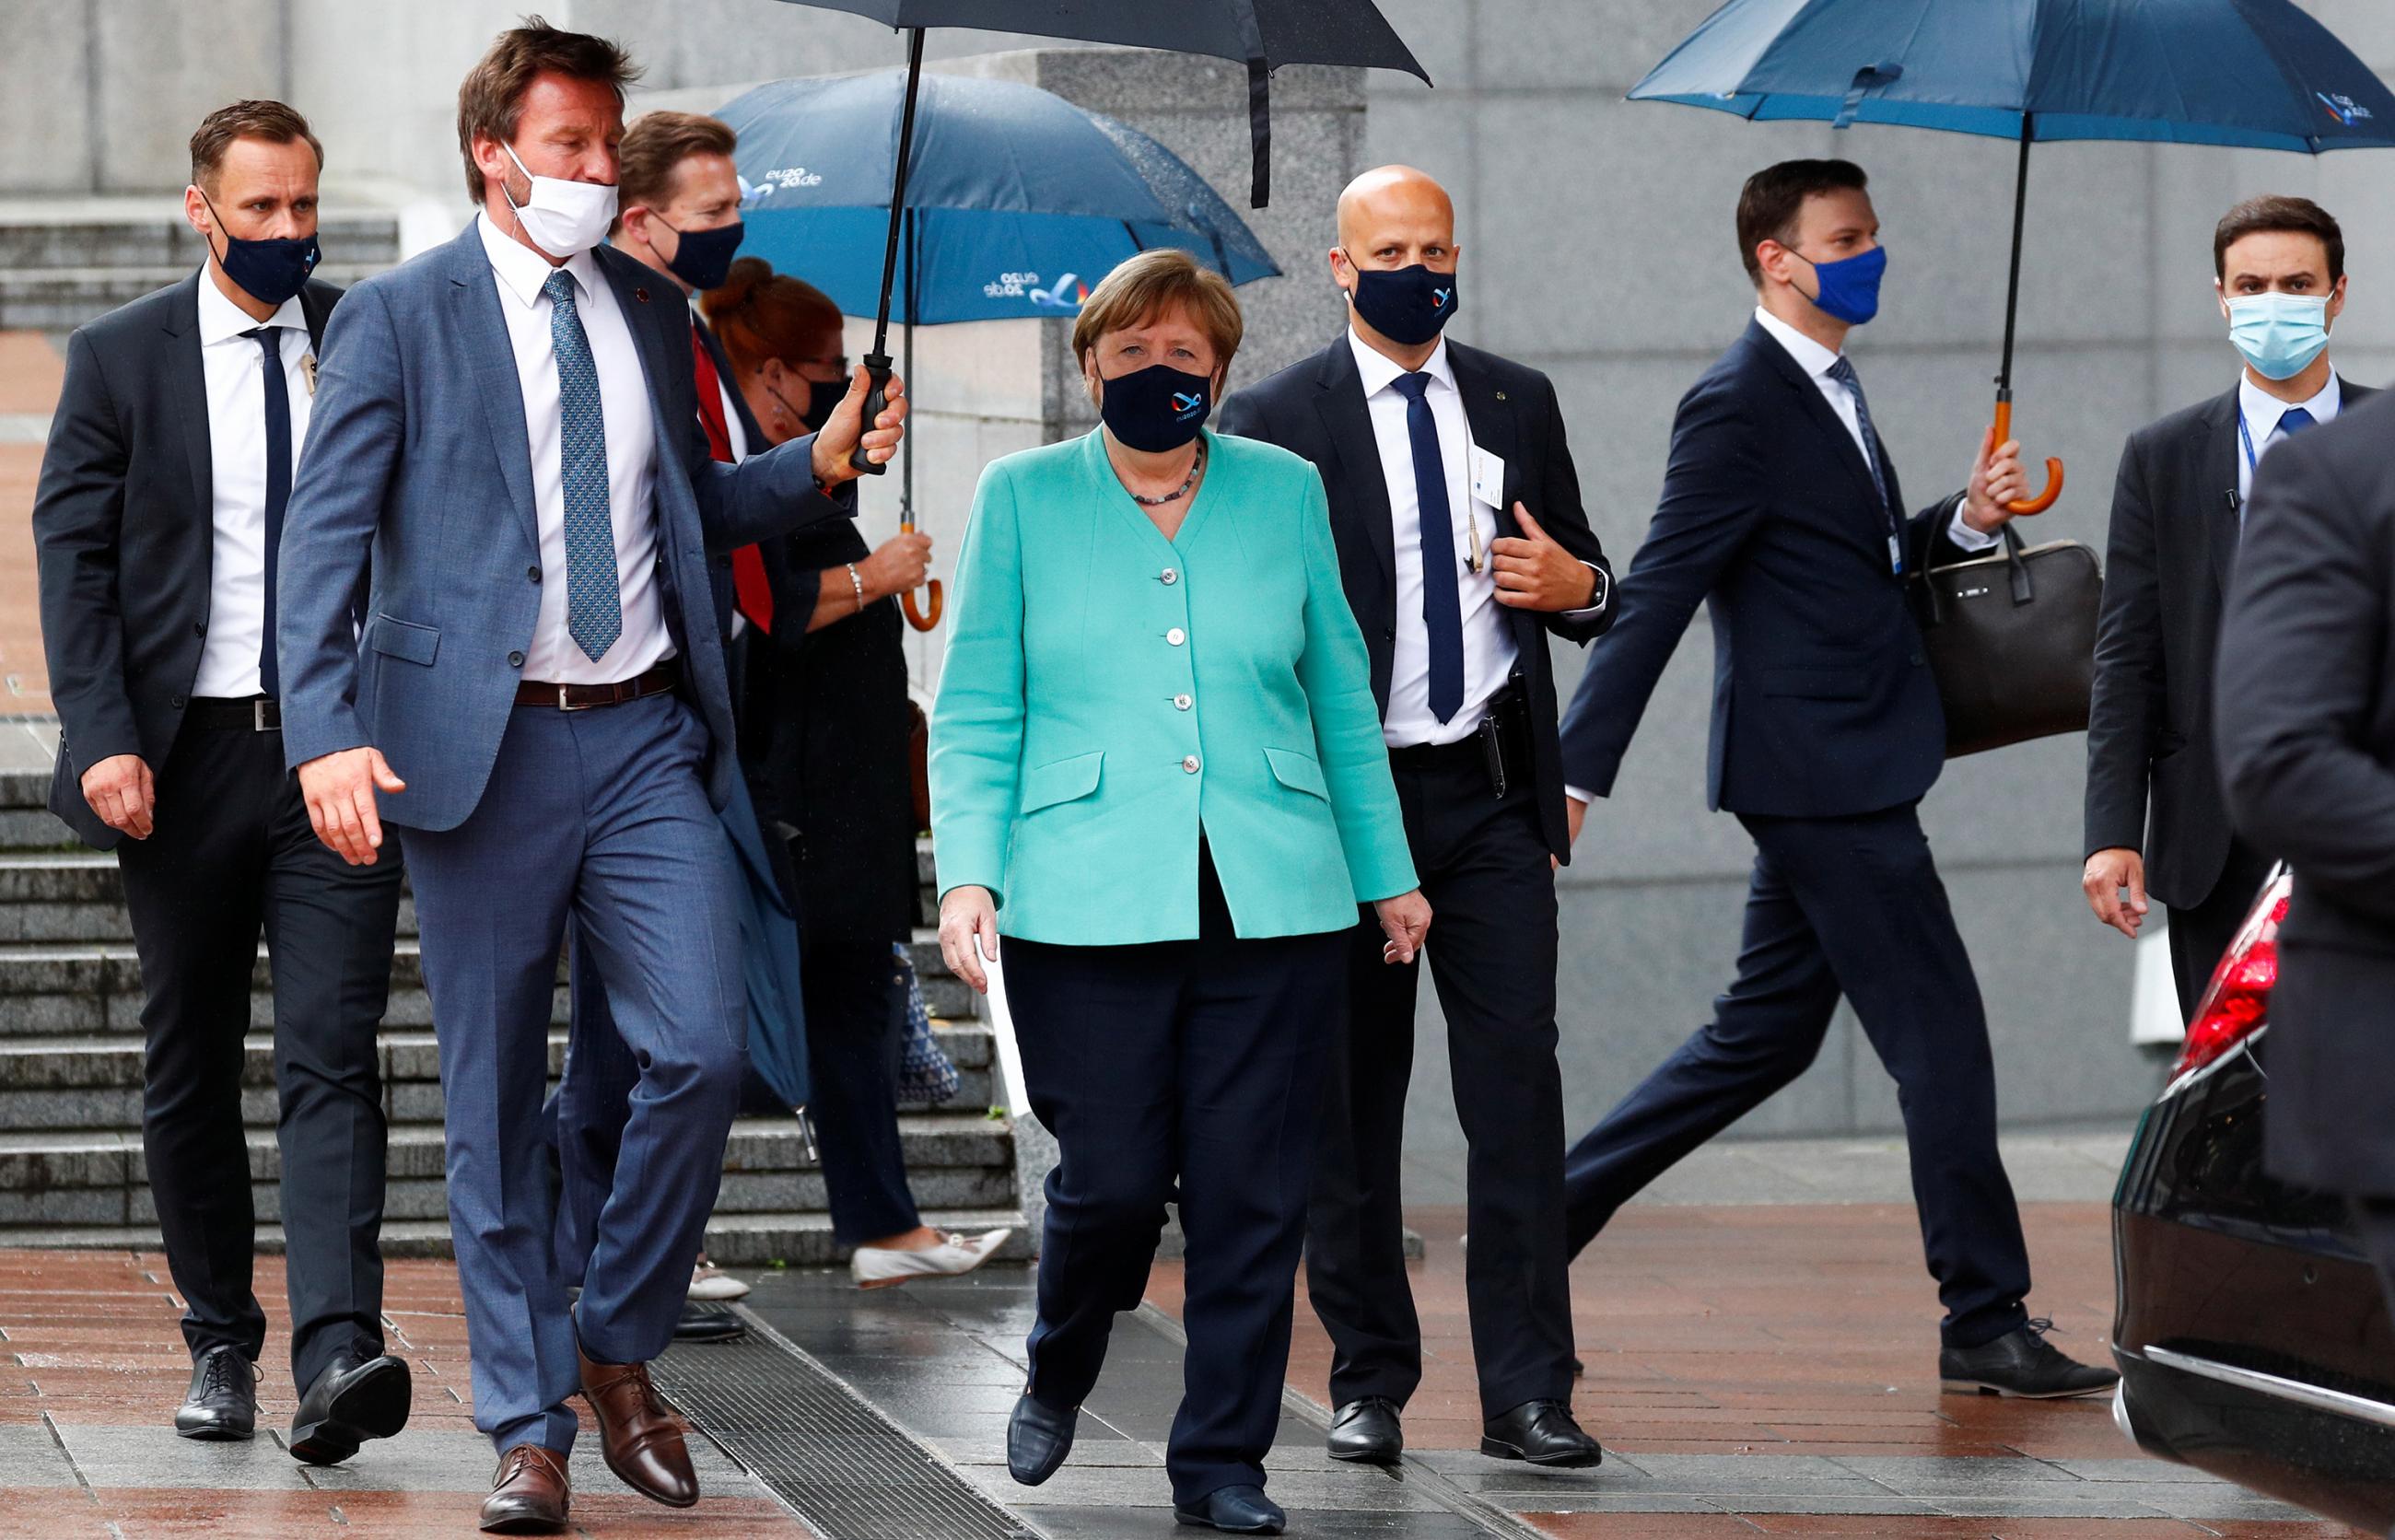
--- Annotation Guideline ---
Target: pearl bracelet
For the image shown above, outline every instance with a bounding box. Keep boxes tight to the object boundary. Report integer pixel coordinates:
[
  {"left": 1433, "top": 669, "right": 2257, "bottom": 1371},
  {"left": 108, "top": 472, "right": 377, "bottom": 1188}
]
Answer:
[{"left": 846, "top": 562, "right": 866, "bottom": 612}]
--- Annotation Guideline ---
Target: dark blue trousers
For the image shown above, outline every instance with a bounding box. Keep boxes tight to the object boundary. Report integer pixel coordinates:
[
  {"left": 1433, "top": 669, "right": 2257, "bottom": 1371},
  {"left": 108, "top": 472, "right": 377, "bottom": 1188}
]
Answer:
[
  {"left": 1562, "top": 803, "right": 2033, "bottom": 1350},
  {"left": 1003, "top": 854, "right": 1344, "bottom": 1506},
  {"left": 405, "top": 694, "right": 746, "bottom": 1453}
]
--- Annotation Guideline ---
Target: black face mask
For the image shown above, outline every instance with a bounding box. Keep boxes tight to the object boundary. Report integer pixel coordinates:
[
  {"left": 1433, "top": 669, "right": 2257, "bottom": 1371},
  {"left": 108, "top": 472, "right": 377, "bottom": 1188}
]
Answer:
[
  {"left": 660, "top": 216, "right": 744, "bottom": 293},
  {"left": 202, "top": 192, "right": 321, "bottom": 308},
  {"left": 768, "top": 379, "right": 852, "bottom": 434},
  {"left": 1098, "top": 363, "right": 1212, "bottom": 453},
  {"left": 1344, "top": 257, "right": 1459, "bottom": 347}
]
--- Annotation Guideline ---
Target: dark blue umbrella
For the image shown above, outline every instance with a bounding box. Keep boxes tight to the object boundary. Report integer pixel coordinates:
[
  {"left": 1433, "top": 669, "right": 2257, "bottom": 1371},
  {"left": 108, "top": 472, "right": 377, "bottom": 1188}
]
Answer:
[
  {"left": 719, "top": 67, "right": 1279, "bottom": 631},
  {"left": 720, "top": 70, "right": 1279, "bottom": 325},
  {"left": 1633, "top": 0, "right": 2395, "bottom": 512}
]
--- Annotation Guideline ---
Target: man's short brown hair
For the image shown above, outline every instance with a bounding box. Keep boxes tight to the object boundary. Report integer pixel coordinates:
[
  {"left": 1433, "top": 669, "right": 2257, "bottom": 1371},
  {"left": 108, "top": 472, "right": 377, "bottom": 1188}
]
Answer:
[
  {"left": 1735, "top": 158, "right": 1869, "bottom": 286},
  {"left": 189, "top": 100, "right": 323, "bottom": 194},
  {"left": 618, "top": 111, "right": 737, "bottom": 216},
  {"left": 1071, "top": 250, "right": 1244, "bottom": 391},
  {"left": 455, "top": 15, "right": 641, "bottom": 204},
  {"left": 2215, "top": 194, "right": 2344, "bottom": 285}
]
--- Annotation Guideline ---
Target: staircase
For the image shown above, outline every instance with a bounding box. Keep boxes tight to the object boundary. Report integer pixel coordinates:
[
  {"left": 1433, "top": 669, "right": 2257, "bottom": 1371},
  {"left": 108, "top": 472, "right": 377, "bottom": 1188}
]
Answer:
[
  {"left": 0, "top": 759, "right": 1028, "bottom": 1266},
  {"left": 0, "top": 197, "right": 403, "bottom": 332}
]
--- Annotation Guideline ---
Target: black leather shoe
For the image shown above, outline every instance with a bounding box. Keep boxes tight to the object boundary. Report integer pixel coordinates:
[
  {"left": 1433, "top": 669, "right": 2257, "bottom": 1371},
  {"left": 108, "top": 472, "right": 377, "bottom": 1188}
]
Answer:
[
  {"left": 176, "top": 1345, "right": 257, "bottom": 1441},
  {"left": 1174, "top": 1483, "right": 1286, "bottom": 1534},
  {"left": 1480, "top": 1399, "right": 1603, "bottom": 1467},
  {"left": 672, "top": 1302, "right": 747, "bottom": 1343},
  {"left": 289, "top": 1352, "right": 412, "bottom": 1464},
  {"left": 1941, "top": 1320, "right": 2120, "bottom": 1399},
  {"left": 1325, "top": 1397, "right": 1403, "bottom": 1464},
  {"left": 1006, "top": 1393, "right": 1077, "bottom": 1486}
]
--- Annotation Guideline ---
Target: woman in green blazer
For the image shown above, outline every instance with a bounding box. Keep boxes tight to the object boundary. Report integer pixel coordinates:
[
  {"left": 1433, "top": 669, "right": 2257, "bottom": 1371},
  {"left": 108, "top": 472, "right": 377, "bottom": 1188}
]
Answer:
[{"left": 931, "top": 251, "right": 1430, "bottom": 1535}]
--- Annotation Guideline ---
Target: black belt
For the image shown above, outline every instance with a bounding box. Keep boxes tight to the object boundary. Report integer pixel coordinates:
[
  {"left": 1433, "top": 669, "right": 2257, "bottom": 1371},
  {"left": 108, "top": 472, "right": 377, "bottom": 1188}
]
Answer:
[
  {"left": 1385, "top": 737, "right": 1486, "bottom": 772},
  {"left": 1387, "top": 685, "right": 1534, "bottom": 797},
  {"left": 515, "top": 661, "right": 680, "bottom": 711},
  {"left": 186, "top": 696, "right": 280, "bottom": 731}
]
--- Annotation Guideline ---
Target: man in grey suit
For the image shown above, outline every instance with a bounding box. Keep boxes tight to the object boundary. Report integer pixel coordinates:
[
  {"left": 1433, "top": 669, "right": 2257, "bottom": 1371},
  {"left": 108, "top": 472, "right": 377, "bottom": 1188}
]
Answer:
[{"left": 275, "top": 22, "right": 904, "bottom": 1532}]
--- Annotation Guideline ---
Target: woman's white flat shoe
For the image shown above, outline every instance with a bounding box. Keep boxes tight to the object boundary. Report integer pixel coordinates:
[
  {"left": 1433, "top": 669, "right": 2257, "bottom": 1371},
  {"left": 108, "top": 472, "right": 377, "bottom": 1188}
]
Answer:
[
  {"left": 850, "top": 1230, "right": 1012, "bottom": 1289},
  {"left": 687, "top": 1261, "right": 752, "bottom": 1301}
]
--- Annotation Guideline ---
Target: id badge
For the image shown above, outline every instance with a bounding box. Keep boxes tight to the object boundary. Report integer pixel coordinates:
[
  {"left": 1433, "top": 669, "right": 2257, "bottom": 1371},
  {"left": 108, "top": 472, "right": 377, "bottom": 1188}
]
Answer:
[
  {"left": 1468, "top": 444, "right": 1505, "bottom": 510},
  {"left": 1887, "top": 531, "right": 1905, "bottom": 576}
]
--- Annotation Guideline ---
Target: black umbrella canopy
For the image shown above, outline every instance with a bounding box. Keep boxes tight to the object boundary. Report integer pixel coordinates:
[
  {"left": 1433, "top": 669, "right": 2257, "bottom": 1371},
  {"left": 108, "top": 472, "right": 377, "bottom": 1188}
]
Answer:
[{"left": 774, "top": 0, "right": 1432, "bottom": 204}]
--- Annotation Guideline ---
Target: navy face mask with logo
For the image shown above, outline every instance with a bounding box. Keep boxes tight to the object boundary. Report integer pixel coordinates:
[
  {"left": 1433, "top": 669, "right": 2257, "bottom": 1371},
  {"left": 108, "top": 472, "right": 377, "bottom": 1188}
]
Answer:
[
  {"left": 660, "top": 216, "right": 745, "bottom": 293},
  {"left": 1099, "top": 362, "right": 1212, "bottom": 453},
  {"left": 1346, "top": 258, "right": 1459, "bottom": 346},
  {"left": 201, "top": 192, "right": 321, "bottom": 308}
]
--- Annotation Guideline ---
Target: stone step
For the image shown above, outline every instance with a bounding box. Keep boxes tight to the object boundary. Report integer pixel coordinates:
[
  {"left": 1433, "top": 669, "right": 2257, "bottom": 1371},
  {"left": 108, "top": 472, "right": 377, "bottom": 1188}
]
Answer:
[
  {"left": 0, "top": 1020, "right": 999, "bottom": 1130},
  {"left": 0, "top": 212, "right": 402, "bottom": 272},
  {"left": 0, "top": 1113, "right": 1018, "bottom": 1228},
  {"left": 0, "top": 1207, "right": 1034, "bottom": 1267},
  {"left": 0, "top": 264, "right": 392, "bottom": 333}
]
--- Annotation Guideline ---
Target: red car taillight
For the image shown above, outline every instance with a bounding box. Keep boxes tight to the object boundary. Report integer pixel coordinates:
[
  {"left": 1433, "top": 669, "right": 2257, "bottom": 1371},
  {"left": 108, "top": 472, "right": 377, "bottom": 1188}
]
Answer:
[{"left": 2170, "top": 873, "right": 2292, "bottom": 1081}]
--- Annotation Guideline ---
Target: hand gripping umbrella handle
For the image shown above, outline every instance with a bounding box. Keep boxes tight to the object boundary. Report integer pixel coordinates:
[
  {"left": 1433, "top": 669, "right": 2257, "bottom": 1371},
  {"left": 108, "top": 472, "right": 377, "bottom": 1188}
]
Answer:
[
  {"left": 847, "top": 352, "right": 894, "bottom": 477},
  {"left": 1991, "top": 395, "right": 2063, "bottom": 515}
]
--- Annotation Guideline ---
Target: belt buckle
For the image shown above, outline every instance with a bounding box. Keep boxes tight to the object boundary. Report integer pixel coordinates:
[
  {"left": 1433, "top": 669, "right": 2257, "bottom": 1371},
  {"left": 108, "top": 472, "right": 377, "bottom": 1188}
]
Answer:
[
  {"left": 251, "top": 699, "right": 275, "bottom": 732},
  {"left": 555, "top": 685, "right": 595, "bottom": 712}
]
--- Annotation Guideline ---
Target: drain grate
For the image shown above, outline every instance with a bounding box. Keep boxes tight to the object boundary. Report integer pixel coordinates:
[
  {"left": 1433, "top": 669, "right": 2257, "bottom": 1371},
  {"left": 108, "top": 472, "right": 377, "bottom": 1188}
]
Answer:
[{"left": 652, "top": 1308, "right": 1043, "bottom": 1540}]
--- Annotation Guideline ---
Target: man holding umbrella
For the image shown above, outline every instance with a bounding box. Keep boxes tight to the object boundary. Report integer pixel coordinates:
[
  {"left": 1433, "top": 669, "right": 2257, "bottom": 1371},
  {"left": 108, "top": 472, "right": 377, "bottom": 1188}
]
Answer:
[{"left": 1555, "top": 159, "right": 2116, "bottom": 1400}]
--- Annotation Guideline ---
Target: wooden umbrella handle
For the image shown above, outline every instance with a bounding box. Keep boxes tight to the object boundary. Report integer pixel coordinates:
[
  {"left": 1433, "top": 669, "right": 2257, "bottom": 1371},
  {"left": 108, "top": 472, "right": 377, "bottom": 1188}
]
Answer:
[
  {"left": 902, "top": 578, "right": 942, "bottom": 631},
  {"left": 1992, "top": 398, "right": 2063, "bottom": 515}
]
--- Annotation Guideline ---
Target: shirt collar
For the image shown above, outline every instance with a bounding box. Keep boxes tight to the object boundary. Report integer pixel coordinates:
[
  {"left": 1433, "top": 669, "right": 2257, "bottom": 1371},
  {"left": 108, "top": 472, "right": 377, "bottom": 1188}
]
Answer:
[
  {"left": 476, "top": 210, "right": 602, "bottom": 311},
  {"left": 1348, "top": 327, "right": 1454, "bottom": 398},
  {"left": 1752, "top": 305, "right": 1847, "bottom": 384},
  {"left": 195, "top": 265, "right": 306, "bottom": 346},
  {"left": 2239, "top": 368, "right": 2342, "bottom": 440}
]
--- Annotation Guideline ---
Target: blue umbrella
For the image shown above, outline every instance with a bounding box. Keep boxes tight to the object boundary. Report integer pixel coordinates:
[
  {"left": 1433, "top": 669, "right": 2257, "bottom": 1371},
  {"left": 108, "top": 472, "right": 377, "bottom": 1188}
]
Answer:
[
  {"left": 1633, "top": 0, "right": 2395, "bottom": 513},
  {"left": 718, "top": 67, "right": 1279, "bottom": 629},
  {"left": 721, "top": 70, "right": 1279, "bottom": 324}
]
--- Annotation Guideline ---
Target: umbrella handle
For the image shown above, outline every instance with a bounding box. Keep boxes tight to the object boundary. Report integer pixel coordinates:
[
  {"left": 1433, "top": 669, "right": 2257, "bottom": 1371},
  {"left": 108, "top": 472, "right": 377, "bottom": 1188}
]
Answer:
[
  {"left": 1992, "top": 397, "right": 2063, "bottom": 515},
  {"left": 847, "top": 352, "right": 895, "bottom": 477},
  {"left": 902, "top": 578, "right": 943, "bottom": 632}
]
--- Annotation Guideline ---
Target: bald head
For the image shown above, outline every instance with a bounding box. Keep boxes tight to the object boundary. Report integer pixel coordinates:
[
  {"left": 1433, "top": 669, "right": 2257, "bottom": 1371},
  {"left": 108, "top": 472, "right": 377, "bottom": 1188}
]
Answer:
[
  {"left": 1330, "top": 166, "right": 1461, "bottom": 361},
  {"left": 1336, "top": 165, "right": 1455, "bottom": 251}
]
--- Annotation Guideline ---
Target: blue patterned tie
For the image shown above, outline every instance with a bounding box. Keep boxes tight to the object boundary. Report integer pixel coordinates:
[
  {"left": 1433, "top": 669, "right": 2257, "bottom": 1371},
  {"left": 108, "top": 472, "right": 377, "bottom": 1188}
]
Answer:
[
  {"left": 242, "top": 327, "right": 290, "bottom": 696},
  {"left": 1392, "top": 371, "right": 1465, "bottom": 724},
  {"left": 1826, "top": 354, "right": 1904, "bottom": 573},
  {"left": 544, "top": 269, "right": 621, "bottom": 662}
]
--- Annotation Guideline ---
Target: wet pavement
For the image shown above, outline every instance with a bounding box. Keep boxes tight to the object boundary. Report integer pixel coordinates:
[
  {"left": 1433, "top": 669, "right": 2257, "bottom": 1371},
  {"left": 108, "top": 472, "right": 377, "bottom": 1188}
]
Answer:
[{"left": 0, "top": 1140, "right": 2365, "bottom": 1538}]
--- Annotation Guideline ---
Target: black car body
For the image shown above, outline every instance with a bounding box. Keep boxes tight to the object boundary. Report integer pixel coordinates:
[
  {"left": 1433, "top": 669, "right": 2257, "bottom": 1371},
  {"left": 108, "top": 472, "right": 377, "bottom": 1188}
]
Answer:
[{"left": 2113, "top": 870, "right": 2395, "bottom": 1533}]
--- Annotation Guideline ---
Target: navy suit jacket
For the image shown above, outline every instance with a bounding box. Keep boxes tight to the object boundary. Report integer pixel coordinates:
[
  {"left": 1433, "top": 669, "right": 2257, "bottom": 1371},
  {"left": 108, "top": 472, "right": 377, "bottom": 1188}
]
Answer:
[
  {"left": 275, "top": 222, "right": 853, "bottom": 832},
  {"left": 34, "top": 271, "right": 340, "bottom": 850},
  {"left": 1559, "top": 318, "right": 1973, "bottom": 818}
]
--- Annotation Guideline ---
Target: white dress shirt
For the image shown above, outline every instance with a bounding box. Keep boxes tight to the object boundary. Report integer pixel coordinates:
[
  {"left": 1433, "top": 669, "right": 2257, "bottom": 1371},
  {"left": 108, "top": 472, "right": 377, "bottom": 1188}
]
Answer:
[
  {"left": 1750, "top": 307, "right": 1998, "bottom": 556},
  {"left": 2237, "top": 368, "right": 2341, "bottom": 506},
  {"left": 478, "top": 213, "right": 672, "bottom": 683},
  {"left": 1354, "top": 331, "right": 1603, "bottom": 747},
  {"left": 193, "top": 271, "right": 314, "bottom": 699}
]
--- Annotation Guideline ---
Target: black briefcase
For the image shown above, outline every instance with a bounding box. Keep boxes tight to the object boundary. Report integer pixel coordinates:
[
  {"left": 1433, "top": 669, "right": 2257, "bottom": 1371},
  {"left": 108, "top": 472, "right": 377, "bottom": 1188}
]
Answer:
[{"left": 1911, "top": 525, "right": 2103, "bottom": 758}]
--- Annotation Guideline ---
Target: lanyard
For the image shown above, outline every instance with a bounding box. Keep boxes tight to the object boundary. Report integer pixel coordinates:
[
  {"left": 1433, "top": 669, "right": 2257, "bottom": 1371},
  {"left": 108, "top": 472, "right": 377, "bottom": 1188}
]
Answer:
[{"left": 2237, "top": 414, "right": 2259, "bottom": 478}]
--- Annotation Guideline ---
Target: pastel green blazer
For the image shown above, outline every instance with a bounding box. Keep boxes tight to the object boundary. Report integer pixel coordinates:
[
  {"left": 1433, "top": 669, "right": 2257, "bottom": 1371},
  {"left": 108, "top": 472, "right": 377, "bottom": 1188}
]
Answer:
[{"left": 929, "top": 428, "right": 1416, "bottom": 946}]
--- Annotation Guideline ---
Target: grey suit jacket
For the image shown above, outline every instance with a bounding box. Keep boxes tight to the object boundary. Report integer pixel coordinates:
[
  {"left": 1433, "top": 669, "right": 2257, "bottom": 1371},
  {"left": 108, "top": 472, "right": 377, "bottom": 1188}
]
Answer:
[{"left": 275, "top": 222, "right": 852, "bottom": 831}]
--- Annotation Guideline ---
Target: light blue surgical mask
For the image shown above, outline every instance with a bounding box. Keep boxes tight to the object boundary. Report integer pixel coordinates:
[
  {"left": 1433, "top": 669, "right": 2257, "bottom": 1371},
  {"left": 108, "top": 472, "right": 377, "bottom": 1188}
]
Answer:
[{"left": 2226, "top": 291, "right": 2331, "bottom": 380}]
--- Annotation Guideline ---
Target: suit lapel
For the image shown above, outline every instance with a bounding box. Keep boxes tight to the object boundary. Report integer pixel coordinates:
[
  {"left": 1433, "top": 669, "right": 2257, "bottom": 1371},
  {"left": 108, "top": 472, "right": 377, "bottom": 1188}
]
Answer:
[
  {"left": 1449, "top": 342, "right": 1536, "bottom": 653},
  {"left": 1311, "top": 340, "right": 1396, "bottom": 596},
  {"left": 447, "top": 228, "right": 541, "bottom": 554},
  {"left": 597, "top": 248, "right": 679, "bottom": 442},
  {"left": 163, "top": 274, "right": 215, "bottom": 542},
  {"left": 2202, "top": 386, "right": 2244, "bottom": 601},
  {"left": 1746, "top": 320, "right": 1889, "bottom": 518}
]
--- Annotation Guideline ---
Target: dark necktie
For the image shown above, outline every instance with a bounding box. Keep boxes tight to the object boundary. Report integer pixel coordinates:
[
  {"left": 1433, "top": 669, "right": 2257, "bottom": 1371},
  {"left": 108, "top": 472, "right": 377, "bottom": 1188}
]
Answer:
[
  {"left": 1826, "top": 354, "right": 1903, "bottom": 574},
  {"left": 2276, "top": 405, "right": 2316, "bottom": 439},
  {"left": 242, "top": 327, "right": 290, "bottom": 696},
  {"left": 1392, "top": 371, "right": 1464, "bottom": 724},
  {"left": 544, "top": 270, "right": 622, "bottom": 662}
]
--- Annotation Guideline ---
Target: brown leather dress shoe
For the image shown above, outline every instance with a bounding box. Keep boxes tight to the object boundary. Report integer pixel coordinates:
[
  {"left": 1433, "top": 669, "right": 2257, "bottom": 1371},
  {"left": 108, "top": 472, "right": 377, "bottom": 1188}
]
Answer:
[
  {"left": 480, "top": 1443, "right": 570, "bottom": 1534},
  {"left": 577, "top": 1342, "right": 699, "bottom": 1507}
]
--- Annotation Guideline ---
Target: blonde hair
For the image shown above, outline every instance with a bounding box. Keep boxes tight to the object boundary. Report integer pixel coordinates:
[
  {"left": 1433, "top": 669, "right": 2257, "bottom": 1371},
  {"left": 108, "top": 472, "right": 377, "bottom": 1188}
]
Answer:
[{"left": 1070, "top": 250, "right": 1243, "bottom": 396}]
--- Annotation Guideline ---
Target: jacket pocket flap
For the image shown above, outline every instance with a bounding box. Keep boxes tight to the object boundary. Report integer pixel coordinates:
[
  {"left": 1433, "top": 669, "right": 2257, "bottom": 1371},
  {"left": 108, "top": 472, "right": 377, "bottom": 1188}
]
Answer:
[
  {"left": 1264, "top": 747, "right": 1330, "bottom": 799},
  {"left": 369, "top": 616, "right": 441, "bottom": 667},
  {"left": 1021, "top": 751, "right": 1104, "bottom": 813},
  {"left": 1760, "top": 666, "right": 1866, "bottom": 701}
]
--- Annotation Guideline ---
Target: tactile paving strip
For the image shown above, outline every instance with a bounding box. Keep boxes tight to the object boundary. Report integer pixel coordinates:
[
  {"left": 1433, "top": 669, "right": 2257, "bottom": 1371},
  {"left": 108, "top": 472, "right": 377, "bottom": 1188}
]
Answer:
[{"left": 654, "top": 1309, "right": 1044, "bottom": 1540}]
